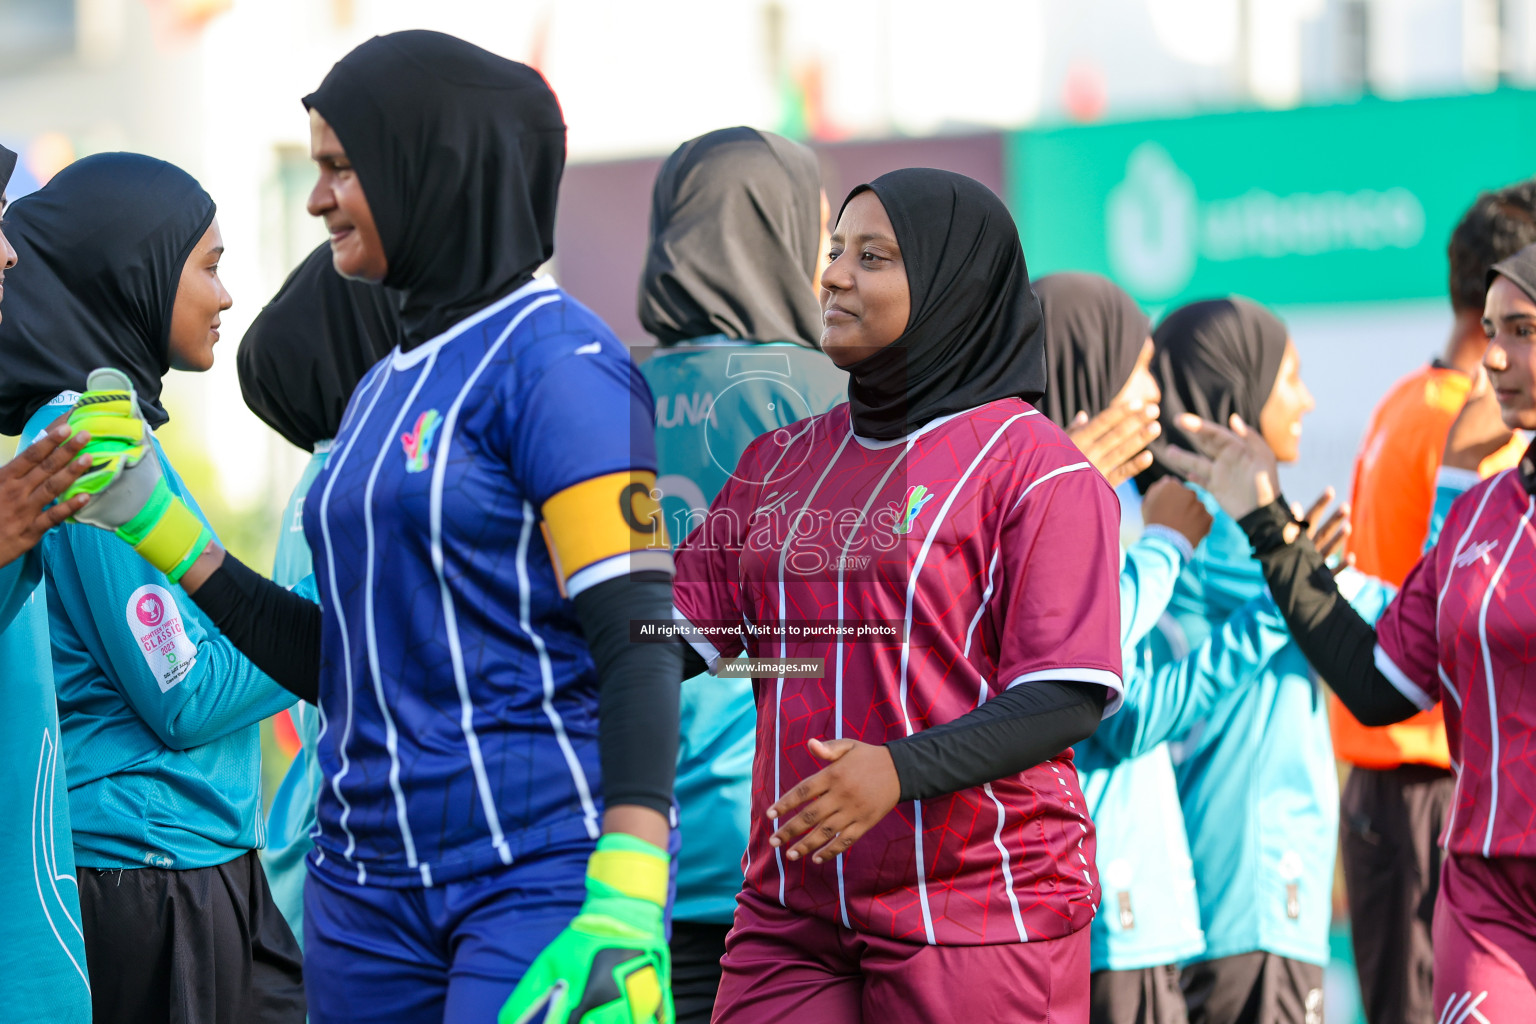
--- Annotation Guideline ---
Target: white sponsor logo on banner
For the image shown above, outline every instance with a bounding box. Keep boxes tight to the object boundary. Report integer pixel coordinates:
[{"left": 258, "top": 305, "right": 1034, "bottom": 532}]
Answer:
[{"left": 1106, "top": 142, "right": 1425, "bottom": 301}]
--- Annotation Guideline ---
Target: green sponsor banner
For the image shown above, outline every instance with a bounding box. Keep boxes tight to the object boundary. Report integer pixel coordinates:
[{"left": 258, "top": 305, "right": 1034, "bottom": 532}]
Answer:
[{"left": 1008, "top": 91, "right": 1536, "bottom": 306}]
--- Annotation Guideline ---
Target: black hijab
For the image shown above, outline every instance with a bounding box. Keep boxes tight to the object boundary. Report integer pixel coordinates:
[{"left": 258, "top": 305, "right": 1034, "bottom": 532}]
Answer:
[
  {"left": 639, "top": 127, "right": 822, "bottom": 348},
  {"left": 1142, "top": 297, "right": 1288, "bottom": 487},
  {"left": 0, "top": 145, "right": 16, "bottom": 200},
  {"left": 304, "top": 30, "right": 565, "bottom": 347},
  {"left": 1035, "top": 272, "right": 1150, "bottom": 429},
  {"left": 238, "top": 243, "right": 403, "bottom": 452},
  {"left": 0, "top": 152, "right": 216, "bottom": 434},
  {"left": 837, "top": 169, "right": 1045, "bottom": 440}
]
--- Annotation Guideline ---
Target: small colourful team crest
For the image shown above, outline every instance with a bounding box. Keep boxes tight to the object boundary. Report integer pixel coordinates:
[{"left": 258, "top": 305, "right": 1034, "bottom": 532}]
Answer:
[
  {"left": 401, "top": 409, "right": 443, "bottom": 473},
  {"left": 894, "top": 484, "right": 935, "bottom": 535}
]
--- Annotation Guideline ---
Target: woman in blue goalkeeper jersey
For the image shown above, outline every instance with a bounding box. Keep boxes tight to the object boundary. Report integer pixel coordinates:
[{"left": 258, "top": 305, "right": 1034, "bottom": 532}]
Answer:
[
  {"left": 0, "top": 153, "right": 306, "bottom": 1024},
  {"left": 64, "top": 31, "right": 685, "bottom": 1024},
  {"left": 636, "top": 126, "right": 848, "bottom": 1024},
  {"left": 237, "top": 241, "right": 402, "bottom": 946}
]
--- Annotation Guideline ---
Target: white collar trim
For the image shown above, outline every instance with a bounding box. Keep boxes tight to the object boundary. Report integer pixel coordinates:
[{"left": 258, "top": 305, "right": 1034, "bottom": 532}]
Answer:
[
  {"left": 391, "top": 276, "right": 560, "bottom": 369},
  {"left": 850, "top": 401, "right": 1038, "bottom": 450},
  {"left": 852, "top": 410, "right": 965, "bottom": 450}
]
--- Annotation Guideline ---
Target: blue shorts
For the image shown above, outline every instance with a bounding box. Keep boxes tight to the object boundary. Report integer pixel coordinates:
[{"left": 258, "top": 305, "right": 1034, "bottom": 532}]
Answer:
[{"left": 303, "top": 841, "right": 589, "bottom": 1024}]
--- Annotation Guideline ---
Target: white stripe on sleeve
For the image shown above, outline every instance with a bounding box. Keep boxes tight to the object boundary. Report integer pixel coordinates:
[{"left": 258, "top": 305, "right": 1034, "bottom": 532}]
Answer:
[
  {"left": 566, "top": 550, "right": 675, "bottom": 600},
  {"left": 1372, "top": 644, "right": 1437, "bottom": 712},
  {"left": 672, "top": 604, "right": 723, "bottom": 673},
  {"left": 1005, "top": 667, "right": 1126, "bottom": 716}
]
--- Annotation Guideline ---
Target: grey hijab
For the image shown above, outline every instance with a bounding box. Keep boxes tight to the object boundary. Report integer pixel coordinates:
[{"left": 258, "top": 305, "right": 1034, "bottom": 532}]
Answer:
[{"left": 639, "top": 127, "right": 822, "bottom": 347}]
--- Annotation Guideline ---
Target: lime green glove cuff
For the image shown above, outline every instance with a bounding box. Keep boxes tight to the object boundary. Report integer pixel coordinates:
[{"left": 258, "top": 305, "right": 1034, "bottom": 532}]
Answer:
[
  {"left": 499, "top": 834, "right": 673, "bottom": 1024},
  {"left": 120, "top": 487, "right": 213, "bottom": 584},
  {"left": 586, "top": 834, "right": 669, "bottom": 907}
]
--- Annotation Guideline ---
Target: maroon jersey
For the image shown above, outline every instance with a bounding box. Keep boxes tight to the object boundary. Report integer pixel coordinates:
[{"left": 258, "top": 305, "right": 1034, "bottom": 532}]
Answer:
[
  {"left": 672, "top": 400, "right": 1123, "bottom": 945},
  {"left": 1376, "top": 463, "right": 1536, "bottom": 858}
]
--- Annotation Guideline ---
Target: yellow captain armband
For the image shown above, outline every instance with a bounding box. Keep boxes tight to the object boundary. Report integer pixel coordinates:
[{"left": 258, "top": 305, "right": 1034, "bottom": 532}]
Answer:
[{"left": 540, "top": 470, "right": 673, "bottom": 598}]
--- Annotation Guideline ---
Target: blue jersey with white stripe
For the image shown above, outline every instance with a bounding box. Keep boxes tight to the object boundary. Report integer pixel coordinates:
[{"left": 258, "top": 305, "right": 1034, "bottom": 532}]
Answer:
[{"left": 304, "top": 279, "right": 659, "bottom": 888}]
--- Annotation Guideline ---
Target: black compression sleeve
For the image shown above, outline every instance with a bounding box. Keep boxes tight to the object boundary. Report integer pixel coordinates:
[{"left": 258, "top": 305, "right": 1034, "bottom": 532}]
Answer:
[
  {"left": 679, "top": 641, "right": 708, "bottom": 680},
  {"left": 884, "top": 681, "right": 1107, "bottom": 802},
  {"left": 190, "top": 555, "right": 321, "bottom": 703},
  {"left": 572, "top": 575, "right": 682, "bottom": 818},
  {"left": 1238, "top": 499, "right": 1419, "bottom": 726}
]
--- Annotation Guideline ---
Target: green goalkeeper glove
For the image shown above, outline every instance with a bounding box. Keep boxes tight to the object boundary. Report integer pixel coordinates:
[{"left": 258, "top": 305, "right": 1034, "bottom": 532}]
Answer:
[
  {"left": 60, "top": 368, "right": 212, "bottom": 583},
  {"left": 499, "top": 834, "right": 673, "bottom": 1024}
]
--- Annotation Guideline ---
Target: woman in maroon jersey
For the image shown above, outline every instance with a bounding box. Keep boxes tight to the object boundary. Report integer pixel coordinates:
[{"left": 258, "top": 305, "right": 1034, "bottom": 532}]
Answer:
[
  {"left": 1163, "top": 243, "right": 1536, "bottom": 1023},
  {"left": 670, "top": 168, "right": 1124, "bottom": 1022}
]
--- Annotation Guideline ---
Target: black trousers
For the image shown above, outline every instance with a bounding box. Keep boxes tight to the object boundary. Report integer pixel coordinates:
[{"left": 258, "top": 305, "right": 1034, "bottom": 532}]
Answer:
[
  {"left": 78, "top": 849, "right": 305, "bottom": 1024},
  {"left": 1339, "top": 763, "right": 1453, "bottom": 1024},
  {"left": 1182, "top": 953, "right": 1324, "bottom": 1024},
  {"left": 1091, "top": 965, "right": 1189, "bottom": 1024},
  {"left": 671, "top": 920, "right": 731, "bottom": 1024}
]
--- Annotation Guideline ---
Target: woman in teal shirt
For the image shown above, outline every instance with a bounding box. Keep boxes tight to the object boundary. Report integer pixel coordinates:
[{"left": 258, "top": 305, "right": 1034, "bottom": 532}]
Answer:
[
  {"left": 0, "top": 141, "right": 96, "bottom": 1024},
  {"left": 1037, "top": 275, "right": 1308, "bottom": 1024},
  {"left": 237, "top": 241, "right": 401, "bottom": 945},
  {"left": 1141, "top": 299, "right": 1331, "bottom": 1024},
  {"left": 0, "top": 153, "right": 305, "bottom": 1024}
]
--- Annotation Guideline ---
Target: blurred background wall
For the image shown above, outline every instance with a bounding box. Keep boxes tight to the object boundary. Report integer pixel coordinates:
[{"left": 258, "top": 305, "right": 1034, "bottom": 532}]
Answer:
[{"left": 4, "top": 0, "right": 1533, "bottom": 557}]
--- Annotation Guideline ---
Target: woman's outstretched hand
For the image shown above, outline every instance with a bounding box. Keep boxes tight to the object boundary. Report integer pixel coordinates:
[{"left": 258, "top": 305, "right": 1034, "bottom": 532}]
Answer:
[
  {"left": 766, "top": 737, "right": 901, "bottom": 865},
  {"left": 1157, "top": 413, "right": 1281, "bottom": 521},
  {"left": 1141, "top": 476, "right": 1214, "bottom": 549},
  {"left": 1293, "top": 488, "right": 1353, "bottom": 572},
  {"left": 0, "top": 414, "right": 92, "bottom": 568},
  {"left": 1068, "top": 401, "right": 1161, "bottom": 488}
]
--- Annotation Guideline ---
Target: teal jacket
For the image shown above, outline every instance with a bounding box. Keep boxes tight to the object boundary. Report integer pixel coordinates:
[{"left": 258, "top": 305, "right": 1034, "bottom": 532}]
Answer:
[
  {"left": 260, "top": 445, "right": 329, "bottom": 946},
  {"left": 639, "top": 338, "right": 846, "bottom": 923},
  {"left": 0, "top": 550, "right": 40, "bottom": 627},
  {"left": 26, "top": 401, "right": 297, "bottom": 871},
  {"left": 1159, "top": 489, "right": 1394, "bottom": 966},
  {"left": 1077, "top": 515, "right": 1293, "bottom": 973},
  {"left": 0, "top": 550, "right": 91, "bottom": 1022}
]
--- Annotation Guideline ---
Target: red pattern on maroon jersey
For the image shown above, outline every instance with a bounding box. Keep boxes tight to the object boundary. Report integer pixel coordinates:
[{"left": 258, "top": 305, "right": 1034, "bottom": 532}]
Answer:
[
  {"left": 674, "top": 401, "right": 1123, "bottom": 945},
  {"left": 1377, "top": 468, "right": 1536, "bottom": 857}
]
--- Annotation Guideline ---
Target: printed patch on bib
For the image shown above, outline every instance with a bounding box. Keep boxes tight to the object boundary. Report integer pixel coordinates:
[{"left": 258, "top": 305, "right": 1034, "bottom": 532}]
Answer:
[
  {"left": 401, "top": 409, "right": 442, "bottom": 473},
  {"left": 126, "top": 584, "right": 197, "bottom": 692},
  {"left": 893, "top": 484, "right": 935, "bottom": 535}
]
